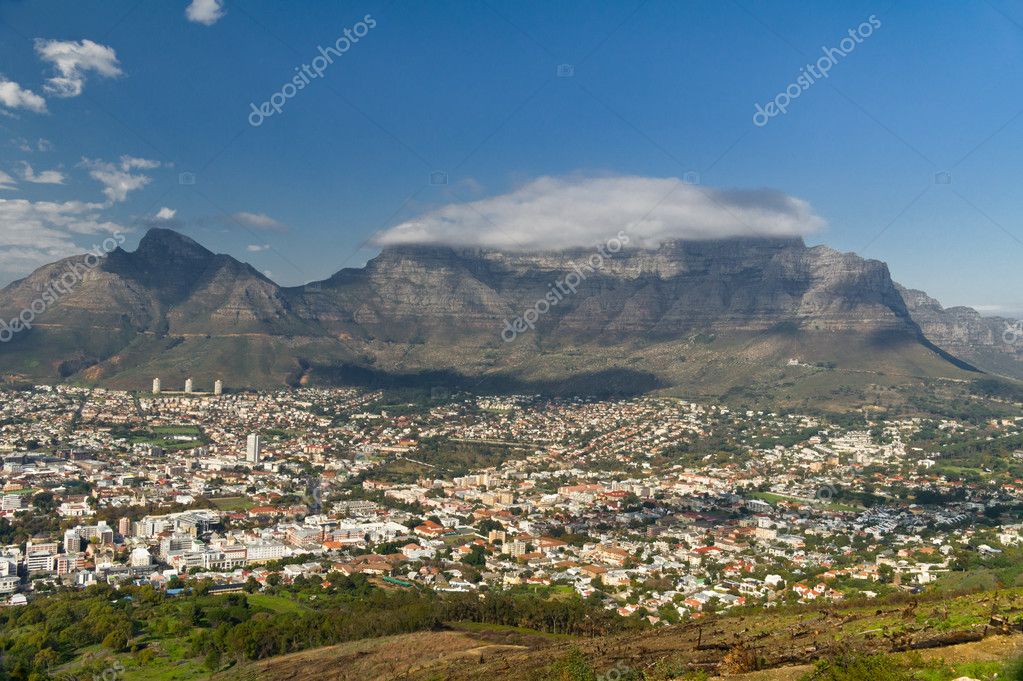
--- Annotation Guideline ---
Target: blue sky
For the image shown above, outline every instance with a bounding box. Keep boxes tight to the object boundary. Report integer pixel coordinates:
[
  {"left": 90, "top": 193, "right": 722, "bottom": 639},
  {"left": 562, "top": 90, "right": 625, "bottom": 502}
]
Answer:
[{"left": 0, "top": 0, "right": 1021, "bottom": 316}]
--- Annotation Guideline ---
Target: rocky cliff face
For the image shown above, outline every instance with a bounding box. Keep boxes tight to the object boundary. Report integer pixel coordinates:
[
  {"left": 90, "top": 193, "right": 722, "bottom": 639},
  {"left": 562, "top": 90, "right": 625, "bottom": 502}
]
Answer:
[
  {"left": 897, "top": 285, "right": 1023, "bottom": 380},
  {"left": 299, "top": 238, "right": 920, "bottom": 340},
  {"left": 0, "top": 228, "right": 1014, "bottom": 393}
]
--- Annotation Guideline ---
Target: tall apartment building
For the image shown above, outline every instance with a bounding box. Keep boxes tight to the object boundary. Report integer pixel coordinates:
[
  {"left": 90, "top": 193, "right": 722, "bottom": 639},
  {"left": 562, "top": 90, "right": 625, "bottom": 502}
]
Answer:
[{"left": 246, "top": 433, "right": 261, "bottom": 464}]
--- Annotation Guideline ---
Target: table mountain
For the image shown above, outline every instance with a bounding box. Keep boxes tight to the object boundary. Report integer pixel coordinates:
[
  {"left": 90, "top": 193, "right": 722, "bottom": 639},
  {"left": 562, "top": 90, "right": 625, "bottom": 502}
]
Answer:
[{"left": 0, "top": 227, "right": 1017, "bottom": 401}]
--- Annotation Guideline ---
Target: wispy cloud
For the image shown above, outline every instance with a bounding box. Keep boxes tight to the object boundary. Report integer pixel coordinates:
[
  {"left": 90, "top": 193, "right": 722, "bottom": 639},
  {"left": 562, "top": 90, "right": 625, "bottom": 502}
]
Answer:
[
  {"left": 228, "top": 211, "right": 287, "bottom": 232},
  {"left": 0, "top": 198, "right": 126, "bottom": 282},
  {"left": 247, "top": 243, "right": 270, "bottom": 252},
  {"left": 186, "top": 0, "right": 226, "bottom": 26},
  {"left": 376, "top": 175, "right": 826, "bottom": 251},
  {"left": 0, "top": 172, "right": 16, "bottom": 191},
  {"left": 0, "top": 77, "right": 47, "bottom": 113},
  {"left": 81, "top": 155, "right": 161, "bottom": 203},
  {"left": 154, "top": 207, "right": 176, "bottom": 220},
  {"left": 19, "top": 162, "right": 64, "bottom": 185},
  {"left": 13, "top": 137, "right": 54, "bottom": 152},
  {"left": 34, "top": 38, "right": 122, "bottom": 98}
]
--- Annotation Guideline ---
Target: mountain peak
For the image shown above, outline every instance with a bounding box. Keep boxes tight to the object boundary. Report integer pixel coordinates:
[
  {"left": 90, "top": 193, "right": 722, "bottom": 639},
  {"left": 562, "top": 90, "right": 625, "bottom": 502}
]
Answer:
[{"left": 135, "top": 228, "right": 213, "bottom": 260}]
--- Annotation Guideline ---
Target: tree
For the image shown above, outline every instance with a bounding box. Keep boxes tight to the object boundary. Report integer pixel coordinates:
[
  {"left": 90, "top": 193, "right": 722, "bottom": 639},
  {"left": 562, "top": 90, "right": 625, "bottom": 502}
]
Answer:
[
  {"left": 204, "top": 648, "right": 222, "bottom": 671},
  {"left": 477, "top": 518, "right": 503, "bottom": 535},
  {"left": 463, "top": 545, "right": 486, "bottom": 567},
  {"left": 31, "top": 492, "right": 56, "bottom": 514},
  {"left": 102, "top": 620, "right": 132, "bottom": 651}
]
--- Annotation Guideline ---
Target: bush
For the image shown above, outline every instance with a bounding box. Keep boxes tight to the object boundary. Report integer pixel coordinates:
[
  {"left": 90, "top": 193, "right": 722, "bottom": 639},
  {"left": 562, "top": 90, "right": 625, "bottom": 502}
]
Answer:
[
  {"left": 546, "top": 649, "right": 597, "bottom": 681},
  {"left": 802, "top": 651, "right": 910, "bottom": 681}
]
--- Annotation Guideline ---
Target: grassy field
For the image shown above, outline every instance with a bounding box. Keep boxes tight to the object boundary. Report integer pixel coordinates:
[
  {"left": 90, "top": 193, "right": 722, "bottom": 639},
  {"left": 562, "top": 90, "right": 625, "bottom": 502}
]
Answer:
[
  {"left": 246, "top": 592, "right": 308, "bottom": 614},
  {"left": 210, "top": 496, "right": 256, "bottom": 511},
  {"left": 750, "top": 490, "right": 862, "bottom": 512},
  {"left": 151, "top": 425, "right": 203, "bottom": 436}
]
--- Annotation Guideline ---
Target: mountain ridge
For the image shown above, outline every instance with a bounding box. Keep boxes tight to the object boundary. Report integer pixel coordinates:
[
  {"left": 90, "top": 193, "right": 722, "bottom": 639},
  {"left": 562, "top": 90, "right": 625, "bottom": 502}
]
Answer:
[{"left": 0, "top": 228, "right": 1018, "bottom": 400}]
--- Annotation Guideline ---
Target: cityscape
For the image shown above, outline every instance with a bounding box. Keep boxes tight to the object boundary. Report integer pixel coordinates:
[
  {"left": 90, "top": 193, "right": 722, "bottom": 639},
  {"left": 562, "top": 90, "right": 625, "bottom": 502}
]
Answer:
[
  {"left": 2, "top": 0, "right": 1023, "bottom": 679},
  {"left": 1, "top": 383, "right": 1021, "bottom": 624}
]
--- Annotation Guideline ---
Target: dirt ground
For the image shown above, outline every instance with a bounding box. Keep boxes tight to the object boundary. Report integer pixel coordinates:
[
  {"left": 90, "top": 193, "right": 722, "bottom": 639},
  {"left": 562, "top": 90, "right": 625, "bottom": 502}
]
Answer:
[{"left": 218, "top": 592, "right": 1023, "bottom": 681}]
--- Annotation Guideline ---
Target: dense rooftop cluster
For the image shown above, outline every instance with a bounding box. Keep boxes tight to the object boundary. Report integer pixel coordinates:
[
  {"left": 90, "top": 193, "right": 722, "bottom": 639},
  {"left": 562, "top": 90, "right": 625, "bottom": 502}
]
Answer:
[{"left": 0, "top": 385, "right": 1020, "bottom": 623}]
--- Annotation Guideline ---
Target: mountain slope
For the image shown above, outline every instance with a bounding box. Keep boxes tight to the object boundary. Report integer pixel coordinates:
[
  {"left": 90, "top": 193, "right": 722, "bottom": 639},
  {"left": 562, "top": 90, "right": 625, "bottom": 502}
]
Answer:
[
  {"left": 0, "top": 228, "right": 1013, "bottom": 401},
  {"left": 897, "top": 284, "right": 1023, "bottom": 380}
]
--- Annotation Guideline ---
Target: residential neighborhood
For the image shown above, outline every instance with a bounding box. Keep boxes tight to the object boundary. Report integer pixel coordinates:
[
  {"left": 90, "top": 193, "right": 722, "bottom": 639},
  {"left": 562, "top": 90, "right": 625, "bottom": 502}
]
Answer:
[{"left": 0, "top": 384, "right": 1020, "bottom": 626}]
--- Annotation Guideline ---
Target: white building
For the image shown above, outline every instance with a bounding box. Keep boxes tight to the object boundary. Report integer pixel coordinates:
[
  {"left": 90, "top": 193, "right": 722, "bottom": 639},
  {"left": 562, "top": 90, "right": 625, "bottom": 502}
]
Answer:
[
  {"left": 130, "top": 547, "right": 153, "bottom": 567},
  {"left": 1, "top": 495, "right": 24, "bottom": 511},
  {"left": 246, "top": 434, "right": 261, "bottom": 464},
  {"left": 245, "top": 542, "right": 286, "bottom": 563},
  {"left": 25, "top": 540, "right": 58, "bottom": 573}
]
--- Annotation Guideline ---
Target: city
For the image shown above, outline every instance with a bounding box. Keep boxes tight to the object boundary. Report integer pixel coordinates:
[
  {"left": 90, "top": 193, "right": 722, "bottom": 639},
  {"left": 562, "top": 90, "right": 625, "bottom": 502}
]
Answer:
[
  {"left": 2, "top": 382, "right": 1021, "bottom": 625},
  {"left": 3, "top": 0, "right": 1023, "bottom": 678}
]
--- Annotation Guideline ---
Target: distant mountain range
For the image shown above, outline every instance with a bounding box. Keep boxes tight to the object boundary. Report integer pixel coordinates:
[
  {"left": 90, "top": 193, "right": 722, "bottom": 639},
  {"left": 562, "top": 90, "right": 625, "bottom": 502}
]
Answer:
[{"left": 0, "top": 228, "right": 1019, "bottom": 403}]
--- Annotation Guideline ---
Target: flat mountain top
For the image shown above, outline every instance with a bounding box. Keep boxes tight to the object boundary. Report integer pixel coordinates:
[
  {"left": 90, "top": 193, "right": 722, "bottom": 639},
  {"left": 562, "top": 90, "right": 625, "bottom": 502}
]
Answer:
[{"left": 0, "top": 228, "right": 1019, "bottom": 403}]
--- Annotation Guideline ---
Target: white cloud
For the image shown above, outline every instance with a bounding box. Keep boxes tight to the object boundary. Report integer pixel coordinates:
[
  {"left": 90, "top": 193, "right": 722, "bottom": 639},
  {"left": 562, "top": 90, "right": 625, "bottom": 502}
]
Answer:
[
  {"left": 34, "top": 38, "right": 122, "bottom": 98},
  {"left": 186, "top": 0, "right": 226, "bottom": 25},
  {"left": 0, "top": 172, "right": 16, "bottom": 191},
  {"left": 120, "top": 156, "right": 161, "bottom": 170},
  {"left": 81, "top": 156, "right": 161, "bottom": 203},
  {"left": 14, "top": 137, "right": 54, "bottom": 152},
  {"left": 0, "top": 77, "right": 47, "bottom": 113},
  {"left": 246, "top": 243, "right": 270, "bottom": 252},
  {"left": 155, "top": 207, "right": 176, "bottom": 220},
  {"left": 0, "top": 198, "right": 126, "bottom": 283},
  {"left": 19, "top": 162, "right": 64, "bottom": 185},
  {"left": 229, "top": 211, "right": 286, "bottom": 232},
  {"left": 376, "top": 175, "right": 826, "bottom": 251}
]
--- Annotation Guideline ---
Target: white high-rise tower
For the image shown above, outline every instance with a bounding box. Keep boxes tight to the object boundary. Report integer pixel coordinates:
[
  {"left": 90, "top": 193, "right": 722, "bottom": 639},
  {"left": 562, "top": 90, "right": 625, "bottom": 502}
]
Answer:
[
  {"left": 152, "top": 378, "right": 161, "bottom": 395},
  {"left": 184, "top": 378, "right": 193, "bottom": 394},
  {"left": 214, "top": 379, "right": 223, "bottom": 396},
  {"left": 246, "top": 434, "right": 261, "bottom": 464}
]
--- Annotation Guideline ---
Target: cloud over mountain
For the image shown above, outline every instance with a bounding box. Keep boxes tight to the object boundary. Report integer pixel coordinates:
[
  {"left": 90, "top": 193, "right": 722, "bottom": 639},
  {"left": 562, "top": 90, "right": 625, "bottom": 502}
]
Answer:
[
  {"left": 375, "top": 175, "right": 826, "bottom": 251},
  {"left": 0, "top": 198, "right": 125, "bottom": 281}
]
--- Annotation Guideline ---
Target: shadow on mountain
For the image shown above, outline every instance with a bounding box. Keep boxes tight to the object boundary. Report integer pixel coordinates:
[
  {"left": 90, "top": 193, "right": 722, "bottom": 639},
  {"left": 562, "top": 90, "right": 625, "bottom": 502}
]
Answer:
[
  {"left": 864, "top": 328, "right": 981, "bottom": 373},
  {"left": 314, "top": 363, "right": 664, "bottom": 397}
]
